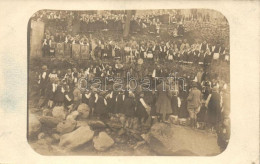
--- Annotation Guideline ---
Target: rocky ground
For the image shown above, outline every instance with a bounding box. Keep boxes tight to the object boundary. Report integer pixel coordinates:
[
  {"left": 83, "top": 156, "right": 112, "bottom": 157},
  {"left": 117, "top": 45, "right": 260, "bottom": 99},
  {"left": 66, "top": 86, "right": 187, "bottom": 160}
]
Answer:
[{"left": 28, "top": 102, "right": 221, "bottom": 156}]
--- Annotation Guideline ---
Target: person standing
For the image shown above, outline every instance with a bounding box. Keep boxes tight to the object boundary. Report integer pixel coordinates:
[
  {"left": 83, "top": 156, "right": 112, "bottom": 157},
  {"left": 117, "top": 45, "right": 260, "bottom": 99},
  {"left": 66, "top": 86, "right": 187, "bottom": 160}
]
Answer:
[
  {"left": 155, "top": 81, "right": 172, "bottom": 122},
  {"left": 94, "top": 91, "right": 108, "bottom": 120},
  {"left": 38, "top": 65, "right": 49, "bottom": 97},
  {"left": 124, "top": 91, "right": 136, "bottom": 128},
  {"left": 187, "top": 82, "right": 202, "bottom": 128},
  {"left": 206, "top": 86, "right": 222, "bottom": 132},
  {"left": 136, "top": 92, "right": 150, "bottom": 128},
  {"left": 72, "top": 83, "right": 82, "bottom": 112}
]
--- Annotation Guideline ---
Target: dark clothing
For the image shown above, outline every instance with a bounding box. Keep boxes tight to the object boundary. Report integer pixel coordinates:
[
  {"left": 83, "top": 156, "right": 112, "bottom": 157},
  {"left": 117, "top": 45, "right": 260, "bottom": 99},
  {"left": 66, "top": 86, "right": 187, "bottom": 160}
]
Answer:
[
  {"left": 95, "top": 96, "right": 107, "bottom": 115},
  {"left": 171, "top": 95, "right": 179, "bottom": 115},
  {"left": 55, "top": 85, "right": 64, "bottom": 103},
  {"left": 106, "top": 92, "right": 117, "bottom": 114},
  {"left": 124, "top": 97, "right": 136, "bottom": 117},
  {"left": 208, "top": 92, "right": 221, "bottom": 125},
  {"left": 115, "top": 93, "right": 125, "bottom": 114},
  {"left": 197, "top": 104, "right": 207, "bottom": 122},
  {"left": 64, "top": 91, "right": 73, "bottom": 107},
  {"left": 136, "top": 98, "right": 148, "bottom": 119},
  {"left": 46, "top": 83, "right": 55, "bottom": 101},
  {"left": 178, "top": 91, "right": 189, "bottom": 118}
]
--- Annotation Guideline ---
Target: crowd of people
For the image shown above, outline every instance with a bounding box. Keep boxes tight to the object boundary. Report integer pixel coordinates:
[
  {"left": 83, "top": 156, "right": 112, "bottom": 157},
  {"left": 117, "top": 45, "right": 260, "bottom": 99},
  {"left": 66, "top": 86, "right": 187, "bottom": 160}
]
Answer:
[
  {"left": 42, "top": 31, "right": 230, "bottom": 66},
  {"left": 31, "top": 10, "right": 230, "bottom": 151}
]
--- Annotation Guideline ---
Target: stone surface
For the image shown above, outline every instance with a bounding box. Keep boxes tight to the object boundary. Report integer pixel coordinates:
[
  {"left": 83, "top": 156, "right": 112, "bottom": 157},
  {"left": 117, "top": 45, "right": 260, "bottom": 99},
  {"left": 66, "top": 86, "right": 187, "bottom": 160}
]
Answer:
[
  {"left": 66, "top": 111, "right": 79, "bottom": 121},
  {"left": 57, "top": 120, "right": 77, "bottom": 134},
  {"left": 28, "top": 114, "right": 41, "bottom": 138},
  {"left": 143, "top": 123, "right": 220, "bottom": 156},
  {"left": 88, "top": 120, "right": 107, "bottom": 129},
  {"left": 59, "top": 125, "right": 94, "bottom": 150},
  {"left": 76, "top": 120, "right": 89, "bottom": 128},
  {"left": 93, "top": 132, "right": 115, "bottom": 151},
  {"left": 52, "top": 106, "right": 66, "bottom": 120},
  {"left": 77, "top": 103, "right": 90, "bottom": 119},
  {"left": 52, "top": 133, "right": 60, "bottom": 142},
  {"left": 39, "top": 116, "right": 62, "bottom": 128}
]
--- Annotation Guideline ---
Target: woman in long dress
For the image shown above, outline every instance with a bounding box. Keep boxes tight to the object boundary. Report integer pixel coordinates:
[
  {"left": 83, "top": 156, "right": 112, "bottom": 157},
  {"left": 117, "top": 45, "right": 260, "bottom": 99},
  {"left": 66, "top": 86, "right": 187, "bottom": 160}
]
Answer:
[
  {"left": 206, "top": 86, "right": 222, "bottom": 131},
  {"left": 155, "top": 82, "right": 172, "bottom": 122}
]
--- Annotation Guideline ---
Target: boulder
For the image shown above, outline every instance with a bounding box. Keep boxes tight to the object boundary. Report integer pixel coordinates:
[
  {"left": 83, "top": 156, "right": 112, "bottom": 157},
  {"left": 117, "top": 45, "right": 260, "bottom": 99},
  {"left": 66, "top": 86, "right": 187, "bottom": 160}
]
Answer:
[
  {"left": 28, "top": 114, "right": 41, "bottom": 138},
  {"left": 93, "top": 132, "right": 114, "bottom": 151},
  {"left": 57, "top": 120, "right": 77, "bottom": 134},
  {"left": 39, "top": 116, "right": 62, "bottom": 128},
  {"left": 52, "top": 106, "right": 66, "bottom": 120},
  {"left": 52, "top": 133, "right": 60, "bottom": 142},
  {"left": 76, "top": 120, "right": 89, "bottom": 128},
  {"left": 59, "top": 125, "right": 94, "bottom": 150},
  {"left": 88, "top": 120, "right": 106, "bottom": 129},
  {"left": 143, "top": 123, "right": 220, "bottom": 156},
  {"left": 77, "top": 103, "right": 90, "bottom": 119},
  {"left": 66, "top": 111, "right": 79, "bottom": 121}
]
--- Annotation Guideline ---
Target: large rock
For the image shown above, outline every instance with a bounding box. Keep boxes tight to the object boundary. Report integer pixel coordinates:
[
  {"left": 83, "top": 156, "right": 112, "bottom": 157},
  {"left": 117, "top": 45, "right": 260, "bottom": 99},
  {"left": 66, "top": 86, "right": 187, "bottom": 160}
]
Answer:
[
  {"left": 39, "top": 116, "right": 62, "bottom": 128},
  {"left": 77, "top": 103, "right": 90, "bottom": 119},
  {"left": 52, "top": 133, "right": 60, "bottom": 142},
  {"left": 66, "top": 111, "right": 79, "bottom": 121},
  {"left": 28, "top": 114, "right": 41, "bottom": 138},
  {"left": 57, "top": 120, "right": 77, "bottom": 134},
  {"left": 59, "top": 125, "right": 94, "bottom": 150},
  {"left": 76, "top": 120, "right": 89, "bottom": 128},
  {"left": 88, "top": 120, "right": 106, "bottom": 129},
  {"left": 143, "top": 123, "right": 220, "bottom": 156},
  {"left": 52, "top": 106, "right": 66, "bottom": 120},
  {"left": 93, "top": 132, "right": 114, "bottom": 151}
]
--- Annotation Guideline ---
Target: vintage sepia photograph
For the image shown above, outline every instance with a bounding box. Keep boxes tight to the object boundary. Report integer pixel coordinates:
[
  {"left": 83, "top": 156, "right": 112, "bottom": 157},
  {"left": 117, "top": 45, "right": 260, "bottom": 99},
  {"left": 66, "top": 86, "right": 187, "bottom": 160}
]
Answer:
[{"left": 27, "top": 9, "right": 230, "bottom": 156}]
